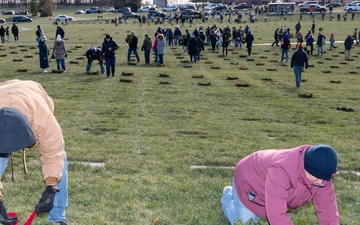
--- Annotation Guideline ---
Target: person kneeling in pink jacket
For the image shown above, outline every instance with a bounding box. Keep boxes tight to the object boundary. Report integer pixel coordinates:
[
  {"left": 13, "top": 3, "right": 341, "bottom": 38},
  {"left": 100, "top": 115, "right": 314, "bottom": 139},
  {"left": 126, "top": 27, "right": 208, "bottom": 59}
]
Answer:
[{"left": 222, "top": 144, "right": 339, "bottom": 225}]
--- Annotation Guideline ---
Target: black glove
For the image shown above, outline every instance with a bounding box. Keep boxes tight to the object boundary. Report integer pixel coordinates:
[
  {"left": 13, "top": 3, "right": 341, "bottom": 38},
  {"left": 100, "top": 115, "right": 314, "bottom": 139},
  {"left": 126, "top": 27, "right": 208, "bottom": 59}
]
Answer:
[
  {"left": 35, "top": 185, "right": 58, "bottom": 213},
  {"left": 51, "top": 55, "right": 55, "bottom": 59},
  {"left": 0, "top": 200, "right": 17, "bottom": 225},
  {"left": 65, "top": 54, "right": 67, "bottom": 58}
]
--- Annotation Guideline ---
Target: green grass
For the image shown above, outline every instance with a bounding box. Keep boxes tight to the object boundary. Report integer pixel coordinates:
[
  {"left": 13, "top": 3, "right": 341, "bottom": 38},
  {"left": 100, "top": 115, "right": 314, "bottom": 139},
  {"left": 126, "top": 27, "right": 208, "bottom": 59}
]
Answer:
[{"left": 0, "top": 6, "right": 359, "bottom": 225}]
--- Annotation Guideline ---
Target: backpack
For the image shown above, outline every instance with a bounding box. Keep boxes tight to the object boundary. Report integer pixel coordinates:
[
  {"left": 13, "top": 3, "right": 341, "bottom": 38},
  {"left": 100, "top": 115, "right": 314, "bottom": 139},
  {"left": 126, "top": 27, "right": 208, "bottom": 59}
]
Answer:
[{"left": 322, "top": 37, "right": 326, "bottom": 46}]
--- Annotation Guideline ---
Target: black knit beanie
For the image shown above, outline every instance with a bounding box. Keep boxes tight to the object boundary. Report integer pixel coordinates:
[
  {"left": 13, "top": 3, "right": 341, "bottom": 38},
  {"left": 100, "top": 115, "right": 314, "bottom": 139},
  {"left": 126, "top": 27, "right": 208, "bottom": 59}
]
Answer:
[{"left": 304, "top": 144, "right": 338, "bottom": 180}]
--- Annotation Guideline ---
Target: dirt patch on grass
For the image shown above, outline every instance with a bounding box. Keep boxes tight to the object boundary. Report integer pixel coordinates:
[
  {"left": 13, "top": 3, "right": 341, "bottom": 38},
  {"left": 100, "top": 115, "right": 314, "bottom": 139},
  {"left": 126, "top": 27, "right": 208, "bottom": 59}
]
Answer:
[{"left": 175, "top": 130, "right": 209, "bottom": 137}]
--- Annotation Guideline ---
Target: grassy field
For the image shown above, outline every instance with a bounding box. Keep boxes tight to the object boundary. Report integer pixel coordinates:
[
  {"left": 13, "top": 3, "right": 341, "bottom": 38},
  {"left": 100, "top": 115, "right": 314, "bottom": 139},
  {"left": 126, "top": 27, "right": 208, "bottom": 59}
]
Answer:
[{"left": 0, "top": 6, "right": 360, "bottom": 225}]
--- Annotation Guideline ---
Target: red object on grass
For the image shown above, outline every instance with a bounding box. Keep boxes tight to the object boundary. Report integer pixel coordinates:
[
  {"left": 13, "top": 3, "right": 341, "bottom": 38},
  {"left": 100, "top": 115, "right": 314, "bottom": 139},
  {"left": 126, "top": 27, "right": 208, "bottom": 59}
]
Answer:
[
  {"left": 7, "top": 212, "right": 18, "bottom": 225},
  {"left": 24, "top": 211, "right": 38, "bottom": 225}
]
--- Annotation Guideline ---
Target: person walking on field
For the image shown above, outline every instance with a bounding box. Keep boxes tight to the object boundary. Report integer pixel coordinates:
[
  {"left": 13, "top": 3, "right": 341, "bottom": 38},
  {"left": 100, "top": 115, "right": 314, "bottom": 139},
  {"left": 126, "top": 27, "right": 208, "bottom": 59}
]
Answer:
[
  {"left": 221, "top": 144, "right": 339, "bottom": 225},
  {"left": 291, "top": 43, "right": 308, "bottom": 87},
  {"left": 280, "top": 36, "right": 291, "bottom": 63},
  {"left": 126, "top": 31, "right": 140, "bottom": 64},
  {"left": 0, "top": 79, "right": 69, "bottom": 225},
  {"left": 271, "top": 28, "right": 280, "bottom": 47},
  {"left": 51, "top": 35, "right": 67, "bottom": 72},
  {"left": 11, "top": 23, "right": 18, "bottom": 42},
  {"left": 5, "top": 27, "right": 10, "bottom": 43},
  {"left": 344, "top": 34, "right": 354, "bottom": 60},
  {"left": 141, "top": 34, "right": 152, "bottom": 64},
  {"left": 101, "top": 34, "right": 119, "bottom": 78},
  {"left": 245, "top": 30, "right": 254, "bottom": 56}
]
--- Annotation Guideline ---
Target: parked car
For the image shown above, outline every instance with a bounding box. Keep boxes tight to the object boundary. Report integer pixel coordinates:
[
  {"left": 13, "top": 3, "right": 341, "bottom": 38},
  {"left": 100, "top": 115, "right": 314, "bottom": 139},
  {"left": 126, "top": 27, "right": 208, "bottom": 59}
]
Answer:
[
  {"left": 299, "top": 4, "right": 326, "bottom": 13},
  {"left": 298, "top": 1, "right": 319, "bottom": 8},
  {"left": 86, "top": 7, "right": 103, "bottom": 14},
  {"left": 149, "top": 10, "right": 167, "bottom": 18},
  {"left": 117, "top": 7, "right": 131, "bottom": 13},
  {"left": 54, "top": 15, "right": 74, "bottom": 23},
  {"left": 204, "top": 4, "right": 220, "bottom": 11},
  {"left": 2, "top": 10, "right": 15, "bottom": 15},
  {"left": 75, "top": 10, "right": 86, "bottom": 14},
  {"left": 15, "top": 11, "right": 29, "bottom": 15},
  {"left": 162, "top": 5, "right": 177, "bottom": 11},
  {"left": 344, "top": 2, "right": 360, "bottom": 12},
  {"left": 325, "top": 2, "right": 341, "bottom": 7},
  {"left": 234, "top": 3, "right": 252, "bottom": 10},
  {"left": 122, "top": 12, "right": 140, "bottom": 19},
  {"left": 12, "top": 15, "right": 32, "bottom": 23},
  {"left": 213, "top": 4, "right": 228, "bottom": 11},
  {"left": 0, "top": 18, "right": 5, "bottom": 24},
  {"left": 179, "top": 9, "right": 202, "bottom": 19},
  {"left": 179, "top": 4, "right": 197, "bottom": 11},
  {"left": 138, "top": 6, "right": 153, "bottom": 12},
  {"left": 107, "top": 7, "right": 116, "bottom": 13}
]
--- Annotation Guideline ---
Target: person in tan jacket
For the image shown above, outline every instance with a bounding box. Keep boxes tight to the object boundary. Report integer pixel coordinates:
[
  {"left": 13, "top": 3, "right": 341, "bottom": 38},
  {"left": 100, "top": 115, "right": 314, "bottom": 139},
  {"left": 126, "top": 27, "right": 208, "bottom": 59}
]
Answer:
[{"left": 0, "top": 79, "right": 68, "bottom": 225}]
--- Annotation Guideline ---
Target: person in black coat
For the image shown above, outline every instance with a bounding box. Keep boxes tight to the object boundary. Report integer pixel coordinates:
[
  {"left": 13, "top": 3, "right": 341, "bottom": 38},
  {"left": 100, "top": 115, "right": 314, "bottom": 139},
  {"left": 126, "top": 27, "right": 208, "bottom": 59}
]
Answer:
[
  {"left": 101, "top": 34, "right": 119, "bottom": 77},
  {"left": 290, "top": 43, "right": 308, "bottom": 87},
  {"left": 0, "top": 26, "right": 5, "bottom": 43},
  {"left": 55, "top": 26, "right": 65, "bottom": 39},
  {"left": 11, "top": 23, "right": 18, "bottom": 42},
  {"left": 188, "top": 35, "right": 199, "bottom": 62},
  {"left": 245, "top": 30, "right": 254, "bottom": 56},
  {"left": 344, "top": 34, "right": 354, "bottom": 59},
  {"left": 126, "top": 31, "right": 140, "bottom": 63},
  {"left": 209, "top": 30, "right": 218, "bottom": 52}
]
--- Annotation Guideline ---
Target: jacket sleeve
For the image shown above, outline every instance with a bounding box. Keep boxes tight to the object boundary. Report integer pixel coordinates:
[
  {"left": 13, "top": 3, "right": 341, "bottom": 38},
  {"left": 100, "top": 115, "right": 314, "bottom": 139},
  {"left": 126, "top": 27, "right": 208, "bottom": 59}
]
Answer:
[
  {"left": 265, "top": 166, "right": 294, "bottom": 225},
  {"left": 313, "top": 182, "right": 339, "bottom": 225},
  {"left": 111, "top": 40, "right": 119, "bottom": 51}
]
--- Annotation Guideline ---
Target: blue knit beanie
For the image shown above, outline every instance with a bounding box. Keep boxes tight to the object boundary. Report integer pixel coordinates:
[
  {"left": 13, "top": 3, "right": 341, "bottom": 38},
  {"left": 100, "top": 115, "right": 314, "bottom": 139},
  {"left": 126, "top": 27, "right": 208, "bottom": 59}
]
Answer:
[
  {"left": 0, "top": 107, "right": 36, "bottom": 153},
  {"left": 304, "top": 144, "right": 338, "bottom": 180}
]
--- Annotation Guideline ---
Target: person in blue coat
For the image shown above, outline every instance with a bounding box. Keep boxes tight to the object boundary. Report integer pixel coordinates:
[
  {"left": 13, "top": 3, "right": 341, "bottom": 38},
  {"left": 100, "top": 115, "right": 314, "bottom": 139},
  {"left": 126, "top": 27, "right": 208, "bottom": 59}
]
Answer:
[{"left": 36, "top": 30, "right": 49, "bottom": 73}]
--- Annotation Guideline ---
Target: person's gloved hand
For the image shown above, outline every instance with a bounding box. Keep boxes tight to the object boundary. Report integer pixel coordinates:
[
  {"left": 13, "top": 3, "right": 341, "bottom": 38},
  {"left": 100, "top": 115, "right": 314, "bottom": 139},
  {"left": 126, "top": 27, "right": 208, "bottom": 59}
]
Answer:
[
  {"left": 65, "top": 54, "right": 67, "bottom": 58},
  {"left": 0, "top": 200, "right": 17, "bottom": 225},
  {"left": 35, "top": 185, "right": 58, "bottom": 213},
  {"left": 51, "top": 55, "right": 55, "bottom": 59}
]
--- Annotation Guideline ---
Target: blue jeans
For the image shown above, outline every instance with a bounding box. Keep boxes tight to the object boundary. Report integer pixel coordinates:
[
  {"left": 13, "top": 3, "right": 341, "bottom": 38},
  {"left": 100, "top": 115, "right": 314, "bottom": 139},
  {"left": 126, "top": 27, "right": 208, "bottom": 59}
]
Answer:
[
  {"left": 317, "top": 45, "right": 323, "bottom": 56},
  {"left": 158, "top": 54, "right": 164, "bottom": 64},
  {"left": 127, "top": 48, "right": 140, "bottom": 63},
  {"left": 0, "top": 149, "right": 68, "bottom": 223},
  {"left": 144, "top": 50, "right": 150, "bottom": 64},
  {"left": 86, "top": 58, "right": 105, "bottom": 74},
  {"left": 104, "top": 57, "right": 116, "bottom": 77},
  {"left": 174, "top": 35, "right": 180, "bottom": 45},
  {"left": 222, "top": 45, "right": 228, "bottom": 55},
  {"left": 293, "top": 66, "right": 304, "bottom": 87},
  {"left": 222, "top": 180, "right": 260, "bottom": 225},
  {"left": 56, "top": 58, "right": 66, "bottom": 71},
  {"left": 281, "top": 49, "right": 289, "bottom": 62},
  {"left": 329, "top": 41, "right": 335, "bottom": 49},
  {"left": 153, "top": 50, "right": 158, "bottom": 63}
]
